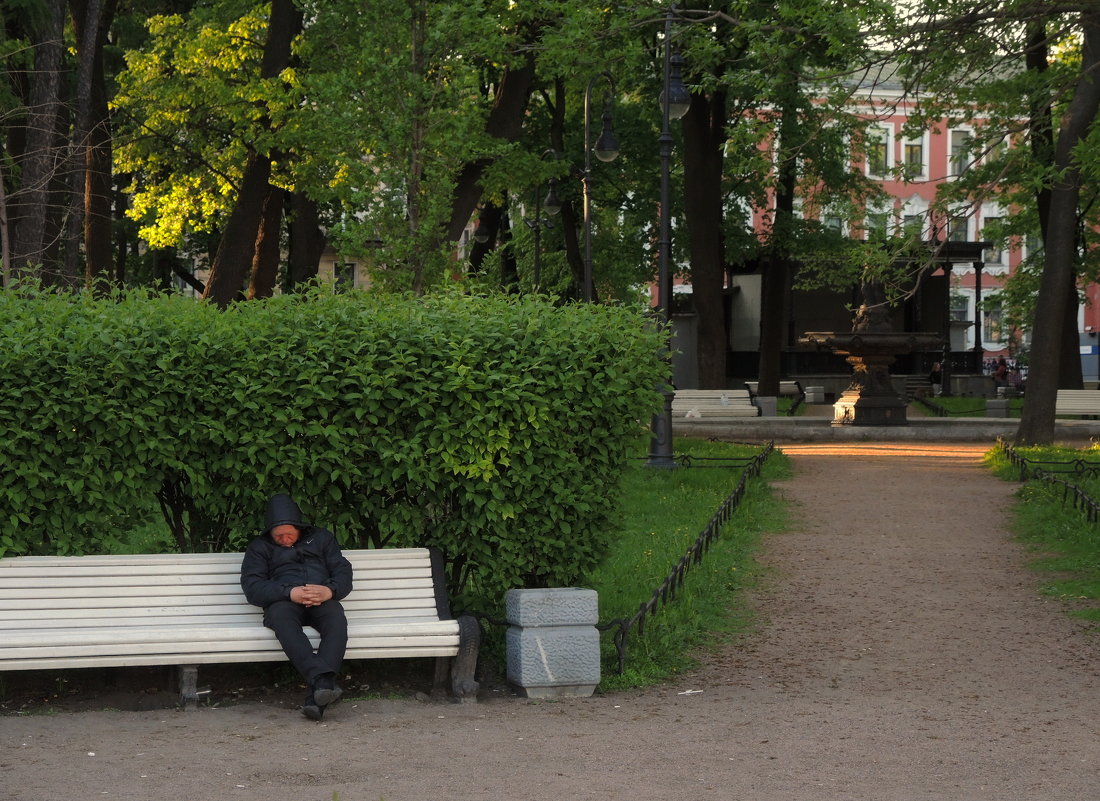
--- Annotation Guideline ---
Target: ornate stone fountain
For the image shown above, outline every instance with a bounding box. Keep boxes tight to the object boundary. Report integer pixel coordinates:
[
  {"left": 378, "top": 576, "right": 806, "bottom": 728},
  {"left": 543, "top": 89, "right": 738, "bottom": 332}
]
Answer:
[{"left": 800, "top": 283, "right": 944, "bottom": 427}]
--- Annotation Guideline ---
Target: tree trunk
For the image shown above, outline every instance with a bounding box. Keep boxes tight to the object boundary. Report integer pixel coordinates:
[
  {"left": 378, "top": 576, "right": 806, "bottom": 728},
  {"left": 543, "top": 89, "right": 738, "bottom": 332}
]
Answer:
[
  {"left": 1060, "top": 279, "right": 1084, "bottom": 388},
  {"left": 203, "top": 0, "right": 301, "bottom": 307},
  {"left": 10, "top": 0, "right": 65, "bottom": 281},
  {"left": 546, "top": 78, "right": 583, "bottom": 299},
  {"left": 682, "top": 89, "right": 728, "bottom": 389},
  {"left": 444, "top": 57, "right": 535, "bottom": 244},
  {"left": 758, "top": 67, "right": 801, "bottom": 396},
  {"left": 1016, "top": 11, "right": 1100, "bottom": 444},
  {"left": 71, "top": 0, "right": 118, "bottom": 289},
  {"left": 203, "top": 153, "right": 273, "bottom": 307},
  {"left": 248, "top": 185, "right": 285, "bottom": 299},
  {"left": 287, "top": 192, "right": 325, "bottom": 290}
]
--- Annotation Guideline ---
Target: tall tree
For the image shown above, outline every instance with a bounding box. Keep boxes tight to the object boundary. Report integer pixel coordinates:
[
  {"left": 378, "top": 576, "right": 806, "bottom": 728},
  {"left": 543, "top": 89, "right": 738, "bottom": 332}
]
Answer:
[
  {"left": 894, "top": 2, "right": 1100, "bottom": 444},
  {"left": 70, "top": 0, "right": 118, "bottom": 287},
  {"left": 202, "top": 0, "right": 301, "bottom": 307},
  {"left": 674, "top": 0, "right": 893, "bottom": 391},
  {"left": 6, "top": 0, "right": 66, "bottom": 283}
]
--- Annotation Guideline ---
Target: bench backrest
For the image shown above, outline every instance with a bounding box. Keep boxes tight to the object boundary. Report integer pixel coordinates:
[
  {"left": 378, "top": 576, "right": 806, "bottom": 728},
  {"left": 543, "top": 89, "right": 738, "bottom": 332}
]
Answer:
[
  {"left": 670, "top": 389, "right": 759, "bottom": 419},
  {"left": 0, "top": 547, "right": 449, "bottom": 632},
  {"left": 672, "top": 389, "right": 753, "bottom": 403},
  {"left": 1055, "top": 389, "right": 1100, "bottom": 413},
  {"left": 744, "top": 380, "right": 804, "bottom": 396}
]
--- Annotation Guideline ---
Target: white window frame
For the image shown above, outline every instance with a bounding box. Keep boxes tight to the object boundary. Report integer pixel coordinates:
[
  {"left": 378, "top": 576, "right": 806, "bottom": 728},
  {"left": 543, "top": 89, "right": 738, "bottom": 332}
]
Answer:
[
  {"left": 865, "top": 124, "right": 893, "bottom": 179},
  {"left": 949, "top": 127, "right": 974, "bottom": 178},
  {"left": 901, "top": 132, "right": 928, "bottom": 180}
]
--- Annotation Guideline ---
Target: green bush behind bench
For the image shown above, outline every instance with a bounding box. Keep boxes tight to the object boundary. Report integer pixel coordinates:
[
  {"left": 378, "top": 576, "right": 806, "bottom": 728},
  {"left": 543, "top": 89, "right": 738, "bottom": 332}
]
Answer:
[{"left": 0, "top": 287, "right": 666, "bottom": 611}]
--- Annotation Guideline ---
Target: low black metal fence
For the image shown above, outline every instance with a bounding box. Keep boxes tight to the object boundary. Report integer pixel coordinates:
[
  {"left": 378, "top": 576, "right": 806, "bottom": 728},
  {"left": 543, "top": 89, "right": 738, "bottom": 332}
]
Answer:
[
  {"left": 998, "top": 440, "right": 1100, "bottom": 524},
  {"left": 600, "top": 441, "right": 776, "bottom": 673},
  {"left": 470, "top": 441, "right": 778, "bottom": 676}
]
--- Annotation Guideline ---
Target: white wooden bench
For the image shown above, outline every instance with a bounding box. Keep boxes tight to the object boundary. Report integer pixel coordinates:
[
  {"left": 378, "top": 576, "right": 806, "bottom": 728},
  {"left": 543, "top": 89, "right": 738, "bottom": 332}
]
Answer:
[
  {"left": 671, "top": 389, "right": 760, "bottom": 420},
  {"left": 0, "top": 547, "right": 480, "bottom": 705},
  {"left": 1056, "top": 389, "right": 1100, "bottom": 418},
  {"left": 744, "top": 380, "right": 805, "bottom": 398}
]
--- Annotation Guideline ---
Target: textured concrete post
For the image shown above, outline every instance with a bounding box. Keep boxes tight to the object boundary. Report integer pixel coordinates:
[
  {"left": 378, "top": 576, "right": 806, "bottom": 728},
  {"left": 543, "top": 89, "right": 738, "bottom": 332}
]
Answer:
[
  {"left": 505, "top": 588, "right": 600, "bottom": 699},
  {"left": 755, "top": 396, "right": 778, "bottom": 417},
  {"left": 987, "top": 399, "right": 1009, "bottom": 418}
]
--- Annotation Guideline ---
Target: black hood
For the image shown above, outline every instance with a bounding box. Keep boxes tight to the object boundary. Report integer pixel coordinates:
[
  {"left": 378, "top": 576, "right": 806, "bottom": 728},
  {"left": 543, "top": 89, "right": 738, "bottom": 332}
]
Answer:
[{"left": 263, "top": 493, "right": 306, "bottom": 536}]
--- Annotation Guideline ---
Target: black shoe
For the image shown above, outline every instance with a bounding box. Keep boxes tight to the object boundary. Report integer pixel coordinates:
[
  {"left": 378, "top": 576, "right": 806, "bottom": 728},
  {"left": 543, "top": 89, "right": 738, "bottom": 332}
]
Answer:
[
  {"left": 302, "top": 698, "right": 324, "bottom": 721},
  {"left": 312, "top": 673, "right": 343, "bottom": 707}
]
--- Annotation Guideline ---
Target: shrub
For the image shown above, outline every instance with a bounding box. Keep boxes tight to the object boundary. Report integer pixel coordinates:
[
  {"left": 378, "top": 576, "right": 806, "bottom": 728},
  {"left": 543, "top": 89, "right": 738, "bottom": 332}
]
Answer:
[{"left": 0, "top": 287, "right": 666, "bottom": 610}]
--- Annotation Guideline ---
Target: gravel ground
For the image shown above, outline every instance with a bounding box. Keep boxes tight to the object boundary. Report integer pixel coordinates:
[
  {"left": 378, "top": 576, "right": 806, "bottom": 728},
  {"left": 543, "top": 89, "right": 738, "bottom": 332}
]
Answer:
[{"left": 4, "top": 440, "right": 1100, "bottom": 801}]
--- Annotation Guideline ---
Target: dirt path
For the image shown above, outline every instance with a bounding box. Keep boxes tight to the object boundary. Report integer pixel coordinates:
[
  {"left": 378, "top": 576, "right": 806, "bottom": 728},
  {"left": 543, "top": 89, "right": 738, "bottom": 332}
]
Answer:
[{"left": 5, "top": 441, "right": 1100, "bottom": 801}]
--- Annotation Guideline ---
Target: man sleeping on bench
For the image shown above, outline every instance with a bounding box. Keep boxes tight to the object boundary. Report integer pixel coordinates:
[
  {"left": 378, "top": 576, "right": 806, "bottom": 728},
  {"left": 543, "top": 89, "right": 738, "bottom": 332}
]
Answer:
[{"left": 240, "top": 493, "right": 353, "bottom": 721}]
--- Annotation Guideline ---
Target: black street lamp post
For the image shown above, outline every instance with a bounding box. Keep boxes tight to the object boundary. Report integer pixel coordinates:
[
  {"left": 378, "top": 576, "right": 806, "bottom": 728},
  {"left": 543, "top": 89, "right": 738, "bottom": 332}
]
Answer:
[
  {"left": 525, "top": 179, "right": 560, "bottom": 293},
  {"left": 647, "top": 7, "right": 691, "bottom": 469},
  {"left": 582, "top": 73, "right": 619, "bottom": 302}
]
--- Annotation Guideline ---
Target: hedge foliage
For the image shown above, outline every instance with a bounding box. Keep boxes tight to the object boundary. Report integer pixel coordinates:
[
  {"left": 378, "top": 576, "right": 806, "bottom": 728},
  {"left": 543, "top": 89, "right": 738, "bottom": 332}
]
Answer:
[{"left": 0, "top": 287, "right": 666, "bottom": 609}]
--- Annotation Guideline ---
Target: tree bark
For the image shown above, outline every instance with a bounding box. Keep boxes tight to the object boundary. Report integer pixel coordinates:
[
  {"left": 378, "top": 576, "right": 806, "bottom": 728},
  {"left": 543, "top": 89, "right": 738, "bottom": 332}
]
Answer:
[
  {"left": 682, "top": 89, "right": 728, "bottom": 389},
  {"left": 547, "top": 78, "right": 584, "bottom": 299},
  {"left": 758, "top": 66, "right": 801, "bottom": 396},
  {"left": 287, "top": 192, "right": 325, "bottom": 290},
  {"left": 203, "top": 0, "right": 301, "bottom": 307},
  {"left": 1016, "top": 10, "right": 1100, "bottom": 444},
  {"left": 248, "top": 185, "right": 285, "bottom": 299},
  {"left": 444, "top": 57, "right": 536, "bottom": 244},
  {"left": 71, "top": 0, "right": 118, "bottom": 289},
  {"left": 9, "top": 0, "right": 65, "bottom": 281}
]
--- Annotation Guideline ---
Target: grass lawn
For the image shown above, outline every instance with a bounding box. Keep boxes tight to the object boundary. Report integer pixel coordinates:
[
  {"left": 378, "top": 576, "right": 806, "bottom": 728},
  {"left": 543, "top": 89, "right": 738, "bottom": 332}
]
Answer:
[
  {"left": 987, "top": 443, "right": 1100, "bottom": 624},
  {"left": 589, "top": 437, "right": 790, "bottom": 689}
]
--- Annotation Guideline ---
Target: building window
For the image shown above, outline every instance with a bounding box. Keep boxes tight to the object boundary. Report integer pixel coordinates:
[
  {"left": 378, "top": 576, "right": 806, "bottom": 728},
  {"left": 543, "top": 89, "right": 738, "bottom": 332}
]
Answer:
[
  {"left": 947, "top": 215, "right": 969, "bottom": 242},
  {"left": 335, "top": 261, "right": 357, "bottom": 291},
  {"left": 983, "top": 297, "right": 1004, "bottom": 344},
  {"left": 903, "top": 138, "right": 925, "bottom": 178},
  {"left": 982, "top": 217, "right": 1003, "bottom": 264},
  {"left": 902, "top": 213, "right": 925, "bottom": 240},
  {"left": 824, "top": 215, "right": 845, "bottom": 234},
  {"left": 950, "top": 293, "right": 970, "bottom": 322},
  {"left": 950, "top": 129, "right": 972, "bottom": 176},
  {"left": 865, "top": 211, "right": 890, "bottom": 241},
  {"left": 866, "top": 126, "right": 890, "bottom": 178}
]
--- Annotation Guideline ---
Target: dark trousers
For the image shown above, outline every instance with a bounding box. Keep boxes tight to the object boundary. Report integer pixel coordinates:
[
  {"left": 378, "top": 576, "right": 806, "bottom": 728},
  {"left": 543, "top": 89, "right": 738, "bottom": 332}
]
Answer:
[{"left": 263, "top": 599, "right": 348, "bottom": 685}]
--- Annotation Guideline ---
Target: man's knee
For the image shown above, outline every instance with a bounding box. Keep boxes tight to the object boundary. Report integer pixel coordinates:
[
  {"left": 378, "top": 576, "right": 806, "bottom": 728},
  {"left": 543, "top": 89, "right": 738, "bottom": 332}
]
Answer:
[
  {"left": 264, "top": 600, "right": 304, "bottom": 630},
  {"left": 313, "top": 601, "right": 348, "bottom": 631}
]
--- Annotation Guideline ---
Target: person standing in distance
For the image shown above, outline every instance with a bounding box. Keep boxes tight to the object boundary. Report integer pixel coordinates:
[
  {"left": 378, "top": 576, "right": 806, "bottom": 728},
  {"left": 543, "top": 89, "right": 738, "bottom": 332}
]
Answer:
[{"left": 241, "top": 493, "right": 353, "bottom": 720}]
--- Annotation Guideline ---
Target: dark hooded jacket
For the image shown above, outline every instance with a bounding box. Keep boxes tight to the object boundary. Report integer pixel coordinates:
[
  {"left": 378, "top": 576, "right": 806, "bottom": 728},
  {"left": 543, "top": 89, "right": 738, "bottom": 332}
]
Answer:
[{"left": 240, "top": 494, "right": 353, "bottom": 608}]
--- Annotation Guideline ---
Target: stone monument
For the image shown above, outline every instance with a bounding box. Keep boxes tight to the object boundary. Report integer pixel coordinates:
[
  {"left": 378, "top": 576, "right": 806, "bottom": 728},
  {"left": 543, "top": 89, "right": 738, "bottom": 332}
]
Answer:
[{"left": 800, "top": 282, "right": 943, "bottom": 426}]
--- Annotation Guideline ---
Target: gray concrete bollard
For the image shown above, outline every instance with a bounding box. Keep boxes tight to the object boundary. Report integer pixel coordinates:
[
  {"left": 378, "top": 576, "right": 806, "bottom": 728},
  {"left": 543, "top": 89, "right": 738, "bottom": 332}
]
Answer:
[
  {"left": 755, "top": 396, "right": 778, "bottom": 417},
  {"left": 505, "top": 588, "right": 600, "bottom": 698},
  {"left": 987, "top": 398, "right": 1009, "bottom": 418}
]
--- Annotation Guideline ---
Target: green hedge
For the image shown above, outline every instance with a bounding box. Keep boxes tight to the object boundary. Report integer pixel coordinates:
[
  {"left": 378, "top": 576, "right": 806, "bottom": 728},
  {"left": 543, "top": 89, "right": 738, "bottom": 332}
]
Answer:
[{"left": 0, "top": 288, "right": 666, "bottom": 609}]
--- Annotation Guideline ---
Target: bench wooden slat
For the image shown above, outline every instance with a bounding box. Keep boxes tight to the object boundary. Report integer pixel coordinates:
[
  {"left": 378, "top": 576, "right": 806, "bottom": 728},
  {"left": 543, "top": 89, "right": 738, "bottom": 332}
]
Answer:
[
  {"left": 4, "top": 548, "right": 429, "bottom": 565},
  {"left": 5, "top": 617, "right": 459, "bottom": 647},
  {"left": 4, "top": 633, "right": 460, "bottom": 663},
  {"left": 9, "top": 643, "right": 465, "bottom": 671},
  {"left": 12, "top": 608, "right": 445, "bottom": 630},
  {"left": 0, "top": 572, "right": 435, "bottom": 593}
]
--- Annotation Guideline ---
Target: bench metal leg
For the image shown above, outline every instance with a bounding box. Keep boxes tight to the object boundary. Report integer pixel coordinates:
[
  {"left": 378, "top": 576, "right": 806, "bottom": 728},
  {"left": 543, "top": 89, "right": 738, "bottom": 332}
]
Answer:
[
  {"left": 178, "top": 665, "right": 211, "bottom": 708},
  {"left": 179, "top": 665, "right": 199, "bottom": 709},
  {"left": 451, "top": 614, "right": 481, "bottom": 703}
]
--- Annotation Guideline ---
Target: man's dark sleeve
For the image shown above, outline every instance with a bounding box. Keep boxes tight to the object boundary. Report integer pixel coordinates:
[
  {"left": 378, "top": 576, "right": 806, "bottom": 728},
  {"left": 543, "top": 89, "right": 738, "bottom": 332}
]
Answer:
[
  {"left": 240, "top": 540, "right": 292, "bottom": 608},
  {"left": 323, "top": 533, "right": 353, "bottom": 601}
]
